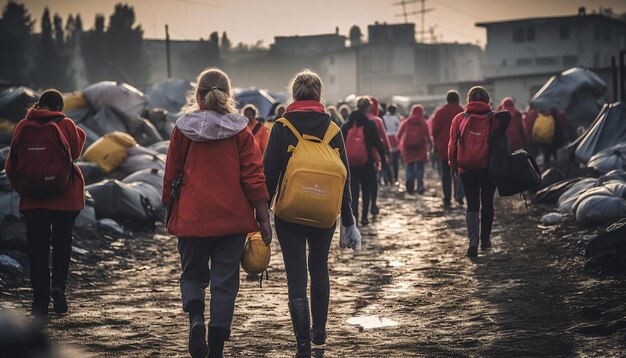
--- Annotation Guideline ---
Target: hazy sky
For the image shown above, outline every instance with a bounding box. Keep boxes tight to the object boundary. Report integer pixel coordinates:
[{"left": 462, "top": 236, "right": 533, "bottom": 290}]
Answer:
[{"left": 7, "top": 0, "right": 626, "bottom": 47}]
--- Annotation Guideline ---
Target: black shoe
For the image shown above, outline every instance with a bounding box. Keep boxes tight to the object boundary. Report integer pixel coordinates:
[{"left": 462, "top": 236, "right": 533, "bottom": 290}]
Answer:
[
  {"left": 31, "top": 300, "right": 49, "bottom": 317},
  {"left": 467, "top": 246, "right": 478, "bottom": 258},
  {"left": 360, "top": 218, "right": 369, "bottom": 226},
  {"left": 456, "top": 198, "right": 464, "bottom": 206},
  {"left": 207, "top": 326, "right": 229, "bottom": 358},
  {"left": 371, "top": 205, "right": 379, "bottom": 216},
  {"left": 443, "top": 200, "right": 452, "bottom": 208},
  {"left": 481, "top": 239, "right": 492, "bottom": 250},
  {"left": 50, "top": 288, "right": 68, "bottom": 314},
  {"left": 418, "top": 188, "right": 425, "bottom": 195},
  {"left": 189, "top": 317, "right": 207, "bottom": 358}
]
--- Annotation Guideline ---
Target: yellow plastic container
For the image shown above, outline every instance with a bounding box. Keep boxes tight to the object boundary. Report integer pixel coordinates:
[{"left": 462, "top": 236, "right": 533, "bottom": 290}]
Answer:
[
  {"left": 64, "top": 92, "right": 89, "bottom": 111},
  {"left": 82, "top": 131, "right": 137, "bottom": 173}
]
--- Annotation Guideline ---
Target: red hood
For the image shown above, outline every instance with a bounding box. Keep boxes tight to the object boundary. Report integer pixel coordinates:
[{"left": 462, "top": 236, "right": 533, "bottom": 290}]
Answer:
[
  {"left": 369, "top": 96, "right": 380, "bottom": 117},
  {"left": 498, "top": 97, "right": 516, "bottom": 111},
  {"left": 285, "top": 100, "right": 326, "bottom": 114},
  {"left": 466, "top": 101, "right": 492, "bottom": 114},
  {"left": 26, "top": 108, "right": 65, "bottom": 121},
  {"left": 407, "top": 105, "right": 424, "bottom": 121}
]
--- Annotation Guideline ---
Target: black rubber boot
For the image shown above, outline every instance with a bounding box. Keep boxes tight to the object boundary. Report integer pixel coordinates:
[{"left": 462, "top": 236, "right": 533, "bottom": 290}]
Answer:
[
  {"left": 187, "top": 300, "right": 207, "bottom": 358},
  {"left": 405, "top": 179, "right": 415, "bottom": 194},
  {"left": 310, "top": 286, "right": 329, "bottom": 345},
  {"left": 466, "top": 212, "right": 479, "bottom": 258},
  {"left": 288, "top": 298, "right": 311, "bottom": 358},
  {"left": 480, "top": 209, "right": 494, "bottom": 250},
  {"left": 50, "top": 287, "right": 68, "bottom": 314},
  {"left": 207, "top": 326, "right": 230, "bottom": 358}
]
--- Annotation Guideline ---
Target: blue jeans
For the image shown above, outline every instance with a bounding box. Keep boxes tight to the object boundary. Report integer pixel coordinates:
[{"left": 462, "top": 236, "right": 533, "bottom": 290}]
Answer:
[{"left": 406, "top": 162, "right": 425, "bottom": 192}]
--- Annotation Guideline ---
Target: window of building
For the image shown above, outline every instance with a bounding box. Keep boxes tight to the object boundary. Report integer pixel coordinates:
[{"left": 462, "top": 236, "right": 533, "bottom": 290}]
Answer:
[
  {"left": 512, "top": 26, "right": 536, "bottom": 42},
  {"left": 563, "top": 55, "right": 578, "bottom": 67},
  {"left": 526, "top": 27, "right": 535, "bottom": 42},
  {"left": 603, "top": 28, "right": 611, "bottom": 43},
  {"left": 594, "top": 26, "right": 602, "bottom": 41},
  {"left": 536, "top": 57, "right": 557, "bottom": 66},
  {"left": 513, "top": 28, "right": 525, "bottom": 43},
  {"left": 517, "top": 58, "right": 533, "bottom": 66},
  {"left": 559, "top": 24, "right": 570, "bottom": 40}
]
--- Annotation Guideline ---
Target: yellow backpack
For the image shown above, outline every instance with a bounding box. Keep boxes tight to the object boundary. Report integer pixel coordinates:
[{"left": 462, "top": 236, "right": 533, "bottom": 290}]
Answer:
[
  {"left": 532, "top": 113, "right": 555, "bottom": 144},
  {"left": 241, "top": 231, "right": 271, "bottom": 275},
  {"left": 273, "top": 118, "right": 347, "bottom": 229}
]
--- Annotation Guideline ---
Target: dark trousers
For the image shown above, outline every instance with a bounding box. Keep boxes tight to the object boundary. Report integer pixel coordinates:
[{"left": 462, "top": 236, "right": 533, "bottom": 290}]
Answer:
[
  {"left": 461, "top": 170, "right": 496, "bottom": 240},
  {"left": 350, "top": 164, "right": 373, "bottom": 221},
  {"left": 23, "top": 209, "right": 79, "bottom": 304},
  {"left": 178, "top": 235, "right": 246, "bottom": 330},
  {"left": 370, "top": 169, "right": 380, "bottom": 211},
  {"left": 440, "top": 160, "right": 464, "bottom": 204},
  {"left": 276, "top": 218, "right": 335, "bottom": 331},
  {"left": 383, "top": 152, "right": 401, "bottom": 184},
  {"left": 541, "top": 143, "right": 558, "bottom": 169}
]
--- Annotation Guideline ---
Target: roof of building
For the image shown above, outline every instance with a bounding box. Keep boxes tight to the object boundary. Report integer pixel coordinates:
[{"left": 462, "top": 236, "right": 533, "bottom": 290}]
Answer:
[{"left": 476, "top": 14, "right": 625, "bottom": 28}]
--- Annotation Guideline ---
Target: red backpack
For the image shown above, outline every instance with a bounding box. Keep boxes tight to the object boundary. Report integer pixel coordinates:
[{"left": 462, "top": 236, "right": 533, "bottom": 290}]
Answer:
[
  {"left": 403, "top": 121, "right": 426, "bottom": 150},
  {"left": 9, "top": 117, "right": 73, "bottom": 197},
  {"left": 456, "top": 112, "right": 493, "bottom": 171},
  {"left": 345, "top": 124, "right": 368, "bottom": 166}
]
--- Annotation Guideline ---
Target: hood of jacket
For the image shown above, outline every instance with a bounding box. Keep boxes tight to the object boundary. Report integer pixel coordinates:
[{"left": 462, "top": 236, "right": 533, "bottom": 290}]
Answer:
[
  {"left": 176, "top": 110, "right": 248, "bottom": 142},
  {"left": 407, "top": 105, "right": 424, "bottom": 122},
  {"left": 369, "top": 96, "right": 380, "bottom": 117},
  {"left": 466, "top": 101, "right": 492, "bottom": 115},
  {"left": 26, "top": 108, "right": 65, "bottom": 121}
]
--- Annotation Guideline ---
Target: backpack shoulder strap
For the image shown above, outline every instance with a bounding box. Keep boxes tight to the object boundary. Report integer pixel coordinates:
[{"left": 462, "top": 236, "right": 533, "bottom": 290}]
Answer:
[
  {"left": 252, "top": 121, "right": 263, "bottom": 135},
  {"left": 322, "top": 121, "right": 341, "bottom": 144},
  {"left": 276, "top": 118, "right": 303, "bottom": 142}
]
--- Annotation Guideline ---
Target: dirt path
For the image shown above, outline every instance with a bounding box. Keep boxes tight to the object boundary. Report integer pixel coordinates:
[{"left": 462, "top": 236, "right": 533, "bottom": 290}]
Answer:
[{"left": 2, "top": 170, "right": 625, "bottom": 357}]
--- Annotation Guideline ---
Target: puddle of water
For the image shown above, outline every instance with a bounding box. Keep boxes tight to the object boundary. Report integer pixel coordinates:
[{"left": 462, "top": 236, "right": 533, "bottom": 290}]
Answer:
[
  {"left": 346, "top": 315, "right": 399, "bottom": 329},
  {"left": 387, "top": 260, "right": 405, "bottom": 267}
]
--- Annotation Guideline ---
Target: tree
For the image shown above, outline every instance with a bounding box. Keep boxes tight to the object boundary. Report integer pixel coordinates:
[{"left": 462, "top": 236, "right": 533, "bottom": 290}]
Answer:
[
  {"left": 349, "top": 25, "right": 362, "bottom": 47},
  {"left": 32, "top": 8, "right": 73, "bottom": 90},
  {"left": 221, "top": 31, "right": 231, "bottom": 52},
  {"left": 82, "top": 14, "right": 107, "bottom": 83},
  {"left": 53, "top": 13, "right": 64, "bottom": 48},
  {"left": 0, "top": 0, "right": 34, "bottom": 85},
  {"left": 104, "top": 3, "right": 148, "bottom": 85}
]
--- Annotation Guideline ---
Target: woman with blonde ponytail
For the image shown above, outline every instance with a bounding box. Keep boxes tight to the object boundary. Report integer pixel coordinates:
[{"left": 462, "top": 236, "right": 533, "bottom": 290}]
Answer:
[{"left": 163, "top": 68, "right": 271, "bottom": 357}]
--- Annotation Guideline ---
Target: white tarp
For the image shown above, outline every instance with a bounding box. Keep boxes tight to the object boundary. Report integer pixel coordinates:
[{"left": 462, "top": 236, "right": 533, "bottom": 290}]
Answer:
[{"left": 573, "top": 182, "right": 626, "bottom": 226}]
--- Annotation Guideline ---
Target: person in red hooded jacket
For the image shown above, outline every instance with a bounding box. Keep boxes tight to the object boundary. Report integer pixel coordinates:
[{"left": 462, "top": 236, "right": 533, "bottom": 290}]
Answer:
[
  {"left": 162, "top": 68, "right": 271, "bottom": 358},
  {"left": 497, "top": 97, "right": 527, "bottom": 152},
  {"left": 5, "top": 89, "right": 86, "bottom": 317},
  {"left": 397, "top": 105, "right": 432, "bottom": 194},
  {"left": 448, "top": 86, "right": 504, "bottom": 258},
  {"left": 431, "top": 90, "right": 465, "bottom": 207},
  {"left": 367, "top": 96, "right": 391, "bottom": 216}
]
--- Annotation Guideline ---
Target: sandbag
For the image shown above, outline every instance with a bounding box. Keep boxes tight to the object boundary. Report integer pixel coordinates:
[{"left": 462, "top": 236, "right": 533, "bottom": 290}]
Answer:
[
  {"left": 75, "top": 191, "right": 96, "bottom": 227},
  {"left": 541, "top": 212, "right": 562, "bottom": 226},
  {"left": 585, "top": 218, "right": 626, "bottom": 273},
  {"left": 497, "top": 149, "right": 541, "bottom": 196},
  {"left": 86, "top": 179, "right": 155, "bottom": 224},
  {"left": 145, "top": 79, "right": 192, "bottom": 114},
  {"left": 65, "top": 107, "right": 91, "bottom": 123},
  {"left": 540, "top": 168, "right": 564, "bottom": 188},
  {"left": 82, "top": 132, "right": 137, "bottom": 173},
  {"left": 131, "top": 118, "right": 163, "bottom": 147},
  {"left": 0, "top": 87, "right": 38, "bottom": 122},
  {"left": 126, "top": 181, "right": 163, "bottom": 218},
  {"left": 557, "top": 178, "right": 599, "bottom": 214},
  {"left": 76, "top": 161, "right": 105, "bottom": 185},
  {"left": 534, "top": 177, "right": 582, "bottom": 205},
  {"left": 599, "top": 169, "right": 626, "bottom": 184},
  {"left": 149, "top": 140, "right": 170, "bottom": 155},
  {"left": 82, "top": 81, "right": 147, "bottom": 128},
  {"left": 587, "top": 143, "right": 626, "bottom": 174},
  {"left": 122, "top": 168, "right": 164, "bottom": 193},
  {"left": 82, "top": 106, "right": 128, "bottom": 136},
  {"left": 573, "top": 182, "right": 626, "bottom": 225},
  {"left": 63, "top": 92, "right": 89, "bottom": 111},
  {"left": 76, "top": 123, "right": 100, "bottom": 151},
  {"left": 0, "top": 119, "right": 16, "bottom": 133},
  {"left": 117, "top": 154, "right": 165, "bottom": 177},
  {"left": 0, "top": 191, "right": 21, "bottom": 220}
]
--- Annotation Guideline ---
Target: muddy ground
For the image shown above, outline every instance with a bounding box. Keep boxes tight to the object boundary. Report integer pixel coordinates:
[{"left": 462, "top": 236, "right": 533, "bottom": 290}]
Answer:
[{"left": 1, "top": 168, "right": 626, "bottom": 357}]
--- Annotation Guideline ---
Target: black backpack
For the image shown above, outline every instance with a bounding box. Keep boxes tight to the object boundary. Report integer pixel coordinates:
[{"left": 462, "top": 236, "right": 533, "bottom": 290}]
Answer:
[
  {"left": 488, "top": 111, "right": 511, "bottom": 178},
  {"left": 496, "top": 149, "right": 541, "bottom": 197}
]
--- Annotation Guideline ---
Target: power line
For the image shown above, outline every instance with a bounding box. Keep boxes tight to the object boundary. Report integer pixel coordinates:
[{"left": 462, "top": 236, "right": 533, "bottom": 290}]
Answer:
[{"left": 430, "top": 0, "right": 486, "bottom": 21}]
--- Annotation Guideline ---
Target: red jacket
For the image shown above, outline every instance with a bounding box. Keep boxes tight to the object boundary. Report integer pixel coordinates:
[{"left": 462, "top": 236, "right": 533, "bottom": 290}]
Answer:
[
  {"left": 248, "top": 118, "right": 270, "bottom": 154},
  {"left": 162, "top": 125, "right": 269, "bottom": 238},
  {"left": 497, "top": 98, "right": 527, "bottom": 152},
  {"left": 6, "top": 109, "right": 86, "bottom": 212},
  {"left": 430, "top": 102, "right": 463, "bottom": 161},
  {"left": 397, "top": 105, "right": 431, "bottom": 164},
  {"left": 448, "top": 101, "right": 501, "bottom": 173}
]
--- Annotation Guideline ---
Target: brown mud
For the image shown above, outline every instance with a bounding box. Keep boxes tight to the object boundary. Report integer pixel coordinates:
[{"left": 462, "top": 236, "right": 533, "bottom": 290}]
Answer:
[{"left": 1, "top": 170, "right": 625, "bottom": 357}]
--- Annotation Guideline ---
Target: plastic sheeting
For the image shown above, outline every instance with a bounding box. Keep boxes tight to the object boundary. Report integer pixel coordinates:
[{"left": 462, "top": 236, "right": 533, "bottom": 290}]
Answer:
[
  {"left": 126, "top": 181, "right": 162, "bottom": 217},
  {"left": 0, "top": 147, "right": 9, "bottom": 171},
  {"left": 573, "top": 182, "right": 626, "bottom": 226},
  {"left": 76, "top": 162, "right": 105, "bottom": 185},
  {"left": 234, "top": 88, "right": 278, "bottom": 119},
  {"left": 86, "top": 179, "right": 155, "bottom": 223},
  {"left": 557, "top": 178, "right": 601, "bottom": 214},
  {"left": 0, "top": 87, "right": 39, "bottom": 122},
  {"left": 123, "top": 168, "right": 163, "bottom": 191},
  {"left": 534, "top": 178, "right": 581, "bottom": 205},
  {"left": 0, "top": 171, "right": 11, "bottom": 192},
  {"left": 130, "top": 118, "right": 163, "bottom": 147},
  {"left": 149, "top": 140, "right": 169, "bottom": 155},
  {"left": 75, "top": 192, "right": 96, "bottom": 227},
  {"left": 0, "top": 191, "right": 21, "bottom": 220},
  {"left": 145, "top": 79, "right": 193, "bottom": 115},
  {"left": 574, "top": 102, "right": 626, "bottom": 164},
  {"left": 587, "top": 142, "right": 626, "bottom": 174},
  {"left": 82, "top": 81, "right": 146, "bottom": 131},
  {"left": 585, "top": 218, "right": 626, "bottom": 273},
  {"left": 530, "top": 67, "right": 606, "bottom": 131}
]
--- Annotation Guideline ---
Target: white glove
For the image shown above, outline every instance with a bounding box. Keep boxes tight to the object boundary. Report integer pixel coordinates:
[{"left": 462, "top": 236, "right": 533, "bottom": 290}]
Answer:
[{"left": 340, "top": 216, "right": 361, "bottom": 251}]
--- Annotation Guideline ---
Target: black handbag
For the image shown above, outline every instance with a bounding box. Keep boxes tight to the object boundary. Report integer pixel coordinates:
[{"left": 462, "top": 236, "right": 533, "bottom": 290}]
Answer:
[{"left": 496, "top": 149, "right": 541, "bottom": 197}]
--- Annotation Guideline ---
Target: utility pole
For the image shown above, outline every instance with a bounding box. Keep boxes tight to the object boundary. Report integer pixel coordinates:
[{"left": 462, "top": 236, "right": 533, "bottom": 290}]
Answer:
[
  {"left": 393, "top": 0, "right": 433, "bottom": 42},
  {"left": 165, "top": 24, "right": 171, "bottom": 79}
]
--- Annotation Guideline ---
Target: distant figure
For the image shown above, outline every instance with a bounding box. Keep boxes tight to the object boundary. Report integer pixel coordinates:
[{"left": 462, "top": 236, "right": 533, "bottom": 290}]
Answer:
[
  {"left": 397, "top": 105, "right": 432, "bottom": 194},
  {"left": 266, "top": 103, "right": 286, "bottom": 131},
  {"left": 497, "top": 97, "right": 528, "bottom": 152},
  {"left": 326, "top": 104, "right": 344, "bottom": 125},
  {"left": 431, "top": 90, "right": 465, "bottom": 207},
  {"left": 264, "top": 70, "right": 359, "bottom": 357},
  {"left": 448, "top": 86, "right": 504, "bottom": 257},
  {"left": 338, "top": 104, "right": 351, "bottom": 121},
  {"left": 242, "top": 104, "right": 270, "bottom": 154},
  {"left": 382, "top": 103, "right": 402, "bottom": 184},
  {"left": 163, "top": 68, "right": 271, "bottom": 357},
  {"left": 528, "top": 107, "right": 565, "bottom": 169},
  {"left": 342, "top": 97, "right": 387, "bottom": 226},
  {"left": 5, "top": 89, "right": 86, "bottom": 317},
  {"left": 368, "top": 96, "right": 392, "bottom": 215}
]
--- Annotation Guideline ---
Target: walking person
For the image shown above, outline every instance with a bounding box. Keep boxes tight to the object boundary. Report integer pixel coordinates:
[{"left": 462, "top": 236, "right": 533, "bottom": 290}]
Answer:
[
  {"left": 367, "top": 96, "right": 391, "bottom": 215},
  {"left": 382, "top": 103, "right": 402, "bottom": 184},
  {"left": 264, "top": 70, "right": 361, "bottom": 357},
  {"left": 5, "top": 89, "right": 86, "bottom": 316},
  {"left": 448, "top": 86, "right": 504, "bottom": 258},
  {"left": 163, "top": 68, "right": 271, "bottom": 358},
  {"left": 397, "top": 105, "right": 432, "bottom": 194},
  {"left": 497, "top": 97, "right": 528, "bottom": 152},
  {"left": 341, "top": 97, "right": 387, "bottom": 226},
  {"left": 242, "top": 104, "right": 270, "bottom": 153},
  {"left": 431, "top": 90, "right": 465, "bottom": 207}
]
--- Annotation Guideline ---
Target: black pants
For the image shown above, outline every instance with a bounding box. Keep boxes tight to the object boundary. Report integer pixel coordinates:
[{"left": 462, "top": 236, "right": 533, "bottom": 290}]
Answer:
[
  {"left": 350, "top": 164, "right": 373, "bottom": 221},
  {"left": 440, "top": 160, "right": 464, "bottom": 204},
  {"left": 460, "top": 170, "right": 496, "bottom": 240},
  {"left": 370, "top": 169, "right": 379, "bottom": 212},
  {"left": 178, "top": 235, "right": 245, "bottom": 331},
  {"left": 383, "top": 152, "right": 401, "bottom": 184},
  {"left": 276, "top": 218, "right": 335, "bottom": 331},
  {"left": 23, "top": 209, "right": 79, "bottom": 304},
  {"left": 541, "top": 143, "right": 558, "bottom": 169}
]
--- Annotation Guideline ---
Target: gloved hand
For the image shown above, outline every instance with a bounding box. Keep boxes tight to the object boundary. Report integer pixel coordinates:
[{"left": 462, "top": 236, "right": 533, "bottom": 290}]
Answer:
[{"left": 340, "top": 217, "right": 362, "bottom": 251}]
